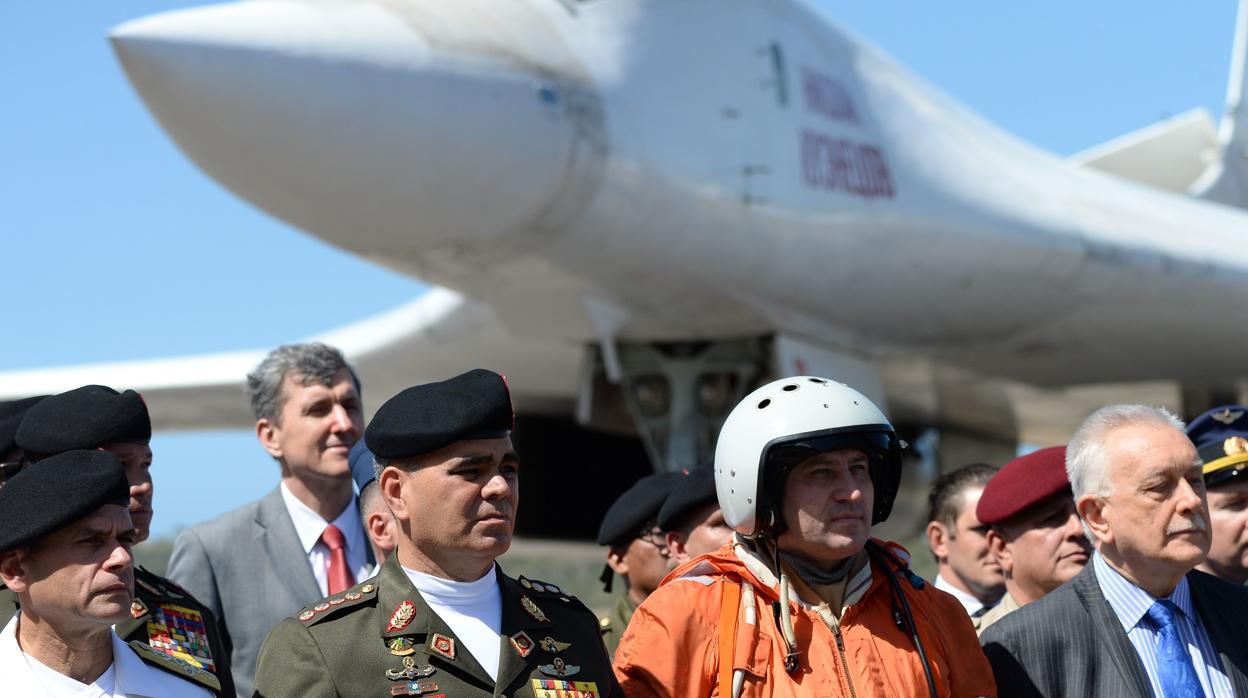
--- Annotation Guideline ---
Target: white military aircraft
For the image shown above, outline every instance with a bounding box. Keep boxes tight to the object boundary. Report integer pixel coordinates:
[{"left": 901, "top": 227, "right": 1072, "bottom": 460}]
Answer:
[{"left": 4, "top": 0, "right": 1248, "bottom": 536}]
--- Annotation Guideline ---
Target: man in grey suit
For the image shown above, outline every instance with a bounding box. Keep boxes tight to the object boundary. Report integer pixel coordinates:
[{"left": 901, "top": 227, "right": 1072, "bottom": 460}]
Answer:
[
  {"left": 982, "top": 404, "right": 1248, "bottom": 697},
  {"left": 168, "top": 343, "right": 373, "bottom": 697}
]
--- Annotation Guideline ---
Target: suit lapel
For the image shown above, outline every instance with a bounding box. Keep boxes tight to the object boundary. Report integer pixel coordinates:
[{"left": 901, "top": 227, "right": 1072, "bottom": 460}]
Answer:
[
  {"left": 1189, "top": 571, "right": 1248, "bottom": 695},
  {"left": 1072, "top": 564, "right": 1152, "bottom": 697},
  {"left": 255, "top": 487, "right": 322, "bottom": 604},
  {"left": 376, "top": 557, "right": 494, "bottom": 690}
]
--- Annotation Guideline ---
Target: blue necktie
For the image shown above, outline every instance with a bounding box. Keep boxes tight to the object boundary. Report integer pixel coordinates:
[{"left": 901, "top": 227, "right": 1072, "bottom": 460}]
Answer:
[{"left": 1145, "top": 600, "right": 1204, "bottom": 698}]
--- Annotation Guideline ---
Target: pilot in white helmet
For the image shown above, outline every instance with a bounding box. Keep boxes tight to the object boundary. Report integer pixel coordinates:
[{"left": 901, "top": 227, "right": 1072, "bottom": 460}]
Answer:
[{"left": 614, "top": 377, "right": 996, "bottom": 698}]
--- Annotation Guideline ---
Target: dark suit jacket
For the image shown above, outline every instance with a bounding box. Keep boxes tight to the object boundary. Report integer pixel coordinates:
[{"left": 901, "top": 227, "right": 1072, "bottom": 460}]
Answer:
[
  {"left": 981, "top": 563, "right": 1248, "bottom": 697},
  {"left": 168, "top": 487, "right": 373, "bottom": 698}
]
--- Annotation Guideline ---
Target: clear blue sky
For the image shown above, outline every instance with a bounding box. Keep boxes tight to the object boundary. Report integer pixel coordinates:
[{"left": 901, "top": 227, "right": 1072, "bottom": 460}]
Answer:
[{"left": 1, "top": 2, "right": 1238, "bottom": 538}]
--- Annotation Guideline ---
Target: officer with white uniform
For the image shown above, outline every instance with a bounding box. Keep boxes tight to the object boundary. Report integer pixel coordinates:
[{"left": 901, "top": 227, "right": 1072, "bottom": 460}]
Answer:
[{"left": 0, "top": 450, "right": 218, "bottom": 697}]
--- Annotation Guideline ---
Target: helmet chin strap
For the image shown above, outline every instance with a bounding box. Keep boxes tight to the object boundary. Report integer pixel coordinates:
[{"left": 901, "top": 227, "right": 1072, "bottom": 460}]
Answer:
[{"left": 751, "top": 519, "right": 803, "bottom": 675}]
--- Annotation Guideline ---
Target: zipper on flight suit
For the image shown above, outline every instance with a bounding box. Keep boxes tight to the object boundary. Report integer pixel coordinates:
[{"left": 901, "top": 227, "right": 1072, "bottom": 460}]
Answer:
[{"left": 815, "top": 605, "right": 857, "bottom": 698}]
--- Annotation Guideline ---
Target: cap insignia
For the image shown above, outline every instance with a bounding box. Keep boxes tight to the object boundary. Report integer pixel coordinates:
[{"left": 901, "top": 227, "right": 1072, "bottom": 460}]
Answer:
[
  {"left": 1213, "top": 408, "right": 1244, "bottom": 425},
  {"left": 1224, "top": 436, "right": 1248, "bottom": 456}
]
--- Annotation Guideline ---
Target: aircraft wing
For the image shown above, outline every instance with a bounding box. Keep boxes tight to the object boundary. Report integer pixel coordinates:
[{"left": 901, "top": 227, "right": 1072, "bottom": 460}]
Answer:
[
  {"left": 0, "top": 288, "right": 583, "bottom": 431},
  {"left": 1070, "top": 108, "right": 1218, "bottom": 195}
]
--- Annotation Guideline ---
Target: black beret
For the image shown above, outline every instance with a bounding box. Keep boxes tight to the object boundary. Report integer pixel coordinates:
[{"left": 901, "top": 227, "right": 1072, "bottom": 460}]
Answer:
[
  {"left": 0, "top": 395, "right": 48, "bottom": 457},
  {"left": 0, "top": 450, "right": 130, "bottom": 553},
  {"left": 658, "top": 466, "right": 718, "bottom": 531},
  {"left": 366, "top": 369, "right": 513, "bottom": 460},
  {"left": 596, "top": 471, "right": 683, "bottom": 547},
  {"left": 350, "top": 440, "right": 376, "bottom": 492},
  {"left": 16, "top": 385, "right": 151, "bottom": 459}
]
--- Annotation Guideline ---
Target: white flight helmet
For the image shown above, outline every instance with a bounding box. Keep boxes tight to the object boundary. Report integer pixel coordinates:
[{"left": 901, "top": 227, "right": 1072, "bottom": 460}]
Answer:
[{"left": 715, "top": 376, "right": 904, "bottom": 538}]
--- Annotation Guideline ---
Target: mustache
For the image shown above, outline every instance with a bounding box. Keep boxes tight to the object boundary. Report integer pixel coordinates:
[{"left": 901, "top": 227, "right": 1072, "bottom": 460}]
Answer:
[{"left": 1166, "top": 514, "right": 1208, "bottom": 535}]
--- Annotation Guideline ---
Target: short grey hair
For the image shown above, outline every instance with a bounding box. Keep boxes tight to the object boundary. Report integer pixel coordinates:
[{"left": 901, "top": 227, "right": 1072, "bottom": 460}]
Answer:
[
  {"left": 1066, "top": 404, "right": 1185, "bottom": 537},
  {"left": 246, "top": 342, "right": 360, "bottom": 424}
]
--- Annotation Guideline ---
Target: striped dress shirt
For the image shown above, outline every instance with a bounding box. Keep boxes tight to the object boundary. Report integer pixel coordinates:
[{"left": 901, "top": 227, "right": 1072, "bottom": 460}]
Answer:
[{"left": 1093, "top": 552, "right": 1233, "bottom": 698}]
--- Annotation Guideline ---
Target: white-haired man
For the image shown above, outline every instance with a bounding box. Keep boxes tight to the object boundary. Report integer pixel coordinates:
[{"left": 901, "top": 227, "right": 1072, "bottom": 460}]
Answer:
[{"left": 982, "top": 404, "right": 1248, "bottom": 697}]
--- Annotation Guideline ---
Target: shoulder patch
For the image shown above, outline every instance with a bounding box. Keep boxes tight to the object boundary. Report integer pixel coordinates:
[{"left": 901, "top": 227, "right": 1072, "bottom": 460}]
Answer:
[
  {"left": 299, "top": 581, "right": 377, "bottom": 625},
  {"left": 128, "top": 640, "right": 221, "bottom": 693}
]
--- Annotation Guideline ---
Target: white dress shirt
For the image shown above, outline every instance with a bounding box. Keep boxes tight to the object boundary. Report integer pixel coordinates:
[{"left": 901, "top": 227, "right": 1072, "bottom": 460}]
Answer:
[
  {"left": 0, "top": 614, "right": 212, "bottom": 697},
  {"left": 402, "top": 564, "right": 503, "bottom": 681},
  {"left": 934, "top": 573, "right": 989, "bottom": 616},
  {"left": 1093, "top": 551, "right": 1233, "bottom": 698},
  {"left": 280, "top": 482, "right": 372, "bottom": 596}
]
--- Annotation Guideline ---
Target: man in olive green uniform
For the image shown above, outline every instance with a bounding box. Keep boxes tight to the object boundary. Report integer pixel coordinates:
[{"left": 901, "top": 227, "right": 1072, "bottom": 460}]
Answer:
[
  {"left": 12, "top": 385, "right": 234, "bottom": 695},
  {"left": 593, "top": 471, "right": 679, "bottom": 658},
  {"left": 255, "top": 369, "right": 621, "bottom": 698}
]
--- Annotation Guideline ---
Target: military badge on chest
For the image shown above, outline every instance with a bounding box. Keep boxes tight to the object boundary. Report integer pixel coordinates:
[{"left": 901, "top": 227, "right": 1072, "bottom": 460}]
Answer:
[
  {"left": 389, "top": 677, "right": 441, "bottom": 696},
  {"left": 386, "top": 654, "right": 437, "bottom": 682},
  {"left": 143, "top": 603, "right": 216, "bottom": 673}
]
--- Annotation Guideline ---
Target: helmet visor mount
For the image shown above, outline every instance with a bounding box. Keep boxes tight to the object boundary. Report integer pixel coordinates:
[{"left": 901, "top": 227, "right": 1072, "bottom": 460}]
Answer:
[{"left": 754, "top": 426, "right": 902, "bottom": 538}]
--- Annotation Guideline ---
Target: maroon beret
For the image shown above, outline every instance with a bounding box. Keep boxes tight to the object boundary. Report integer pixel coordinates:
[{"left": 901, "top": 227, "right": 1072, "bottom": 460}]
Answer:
[{"left": 976, "top": 446, "right": 1071, "bottom": 525}]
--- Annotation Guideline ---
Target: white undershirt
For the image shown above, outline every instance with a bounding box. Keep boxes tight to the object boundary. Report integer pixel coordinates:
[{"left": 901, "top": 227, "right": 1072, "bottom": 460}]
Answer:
[
  {"left": 280, "top": 482, "right": 372, "bottom": 596},
  {"left": 402, "top": 564, "right": 502, "bottom": 680}
]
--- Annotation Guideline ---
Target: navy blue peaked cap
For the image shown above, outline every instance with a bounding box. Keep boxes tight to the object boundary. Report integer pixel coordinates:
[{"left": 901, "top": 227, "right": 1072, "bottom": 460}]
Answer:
[{"left": 1187, "top": 405, "right": 1248, "bottom": 488}]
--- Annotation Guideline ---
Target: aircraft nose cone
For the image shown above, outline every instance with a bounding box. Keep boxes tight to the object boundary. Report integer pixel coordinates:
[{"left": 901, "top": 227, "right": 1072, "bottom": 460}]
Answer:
[{"left": 110, "top": 0, "right": 603, "bottom": 256}]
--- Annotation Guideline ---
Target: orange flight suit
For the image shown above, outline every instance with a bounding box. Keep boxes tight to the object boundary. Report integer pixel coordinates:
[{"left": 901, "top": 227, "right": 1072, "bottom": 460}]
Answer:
[{"left": 614, "top": 539, "right": 996, "bottom": 698}]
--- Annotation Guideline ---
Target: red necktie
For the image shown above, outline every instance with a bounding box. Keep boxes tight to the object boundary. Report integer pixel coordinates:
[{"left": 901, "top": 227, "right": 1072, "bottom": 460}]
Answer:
[{"left": 321, "top": 524, "right": 355, "bottom": 595}]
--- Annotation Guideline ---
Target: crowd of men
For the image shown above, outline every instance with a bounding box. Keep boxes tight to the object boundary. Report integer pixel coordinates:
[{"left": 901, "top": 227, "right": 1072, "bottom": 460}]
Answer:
[{"left": 0, "top": 340, "right": 1246, "bottom": 697}]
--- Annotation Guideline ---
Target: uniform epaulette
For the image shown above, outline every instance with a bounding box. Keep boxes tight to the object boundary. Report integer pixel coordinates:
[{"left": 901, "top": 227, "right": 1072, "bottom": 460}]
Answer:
[
  {"left": 517, "top": 576, "right": 585, "bottom": 609},
  {"left": 137, "top": 566, "right": 190, "bottom": 600},
  {"left": 298, "top": 579, "right": 379, "bottom": 625},
  {"left": 128, "top": 640, "right": 221, "bottom": 693}
]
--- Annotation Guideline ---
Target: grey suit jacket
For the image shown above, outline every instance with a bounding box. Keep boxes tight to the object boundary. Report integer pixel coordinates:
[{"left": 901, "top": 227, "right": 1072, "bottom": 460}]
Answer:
[
  {"left": 169, "top": 487, "right": 373, "bottom": 698},
  {"left": 981, "top": 563, "right": 1248, "bottom": 697}
]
